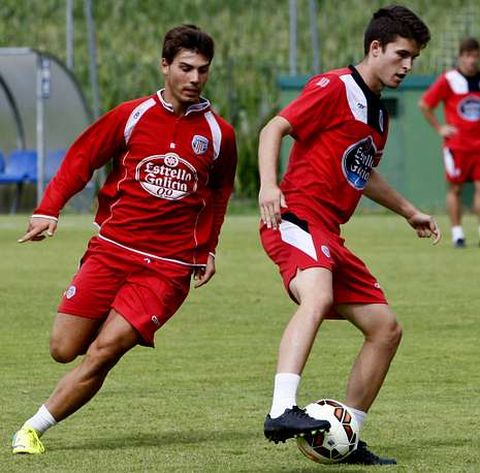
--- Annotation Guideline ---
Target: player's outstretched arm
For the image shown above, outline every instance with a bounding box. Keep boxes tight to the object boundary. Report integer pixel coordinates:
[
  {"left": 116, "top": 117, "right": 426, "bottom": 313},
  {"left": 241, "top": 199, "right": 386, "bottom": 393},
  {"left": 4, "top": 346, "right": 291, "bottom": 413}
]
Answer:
[
  {"left": 18, "top": 216, "right": 58, "bottom": 243},
  {"left": 405, "top": 211, "right": 441, "bottom": 244},
  {"left": 258, "top": 116, "right": 291, "bottom": 230},
  {"left": 364, "top": 170, "right": 441, "bottom": 244}
]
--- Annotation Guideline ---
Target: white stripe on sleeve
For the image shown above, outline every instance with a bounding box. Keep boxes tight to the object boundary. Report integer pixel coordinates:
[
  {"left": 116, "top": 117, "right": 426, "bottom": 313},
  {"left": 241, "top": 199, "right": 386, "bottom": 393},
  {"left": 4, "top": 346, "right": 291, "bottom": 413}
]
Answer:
[
  {"left": 124, "top": 98, "right": 156, "bottom": 145},
  {"left": 204, "top": 111, "right": 222, "bottom": 160}
]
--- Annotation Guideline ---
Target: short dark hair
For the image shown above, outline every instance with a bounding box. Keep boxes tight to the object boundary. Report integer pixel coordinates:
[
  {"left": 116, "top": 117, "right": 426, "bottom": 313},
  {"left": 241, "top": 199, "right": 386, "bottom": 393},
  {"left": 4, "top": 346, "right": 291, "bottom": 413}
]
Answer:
[
  {"left": 459, "top": 37, "right": 480, "bottom": 55},
  {"left": 162, "top": 24, "right": 214, "bottom": 64},
  {"left": 364, "top": 5, "right": 430, "bottom": 55}
]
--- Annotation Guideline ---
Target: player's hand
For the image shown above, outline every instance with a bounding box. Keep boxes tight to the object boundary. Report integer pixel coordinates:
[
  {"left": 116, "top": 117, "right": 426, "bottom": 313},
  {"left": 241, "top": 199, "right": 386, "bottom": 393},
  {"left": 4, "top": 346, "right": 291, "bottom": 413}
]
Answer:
[
  {"left": 406, "top": 212, "right": 441, "bottom": 245},
  {"left": 438, "top": 124, "right": 457, "bottom": 138},
  {"left": 193, "top": 254, "right": 216, "bottom": 288},
  {"left": 259, "top": 183, "right": 287, "bottom": 230},
  {"left": 18, "top": 216, "right": 58, "bottom": 243}
]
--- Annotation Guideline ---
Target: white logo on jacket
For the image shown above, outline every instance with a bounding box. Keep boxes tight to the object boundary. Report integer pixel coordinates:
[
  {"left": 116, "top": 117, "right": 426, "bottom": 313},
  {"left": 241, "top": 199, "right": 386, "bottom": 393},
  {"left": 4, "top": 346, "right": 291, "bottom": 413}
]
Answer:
[
  {"left": 457, "top": 96, "right": 480, "bottom": 121},
  {"left": 192, "top": 135, "right": 209, "bottom": 154},
  {"left": 65, "top": 285, "right": 76, "bottom": 299},
  {"left": 135, "top": 153, "right": 198, "bottom": 200},
  {"left": 316, "top": 77, "right": 330, "bottom": 88}
]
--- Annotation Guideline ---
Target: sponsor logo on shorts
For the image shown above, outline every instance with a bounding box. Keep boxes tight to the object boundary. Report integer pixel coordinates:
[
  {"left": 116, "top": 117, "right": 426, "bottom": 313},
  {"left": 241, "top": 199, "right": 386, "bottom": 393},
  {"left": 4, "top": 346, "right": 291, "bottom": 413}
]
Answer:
[
  {"left": 192, "top": 135, "right": 209, "bottom": 154},
  {"left": 457, "top": 96, "right": 480, "bottom": 121},
  {"left": 321, "top": 245, "right": 331, "bottom": 258},
  {"left": 341, "top": 136, "right": 377, "bottom": 190},
  {"left": 65, "top": 285, "right": 76, "bottom": 299},
  {"left": 135, "top": 153, "right": 198, "bottom": 200},
  {"left": 151, "top": 315, "right": 160, "bottom": 326}
]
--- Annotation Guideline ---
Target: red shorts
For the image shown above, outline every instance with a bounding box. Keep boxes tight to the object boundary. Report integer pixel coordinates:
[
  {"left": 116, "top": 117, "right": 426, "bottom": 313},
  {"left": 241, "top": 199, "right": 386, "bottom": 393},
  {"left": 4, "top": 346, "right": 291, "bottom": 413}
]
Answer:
[
  {"left": 443, "top": 147, "right": 480, "bottom": 184},
  {"left": 58, "top": 237, "right": 192, "bottom": 347},
  {"left": 260, "top": 213, "right": 386, "bottom": 318}
]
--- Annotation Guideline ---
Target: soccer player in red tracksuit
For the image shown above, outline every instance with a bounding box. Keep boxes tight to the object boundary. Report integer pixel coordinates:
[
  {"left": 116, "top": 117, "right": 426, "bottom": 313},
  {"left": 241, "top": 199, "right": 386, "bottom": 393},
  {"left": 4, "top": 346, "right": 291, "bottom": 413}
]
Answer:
[
  {"left": 12, "top": 25, "right": 237, "bottom": 455},
  {"left": 259, "top": 6, "right": 440, "bottom": 465},
  {"left": 419, "top": 37, "right": 480, "bottom": 248}
]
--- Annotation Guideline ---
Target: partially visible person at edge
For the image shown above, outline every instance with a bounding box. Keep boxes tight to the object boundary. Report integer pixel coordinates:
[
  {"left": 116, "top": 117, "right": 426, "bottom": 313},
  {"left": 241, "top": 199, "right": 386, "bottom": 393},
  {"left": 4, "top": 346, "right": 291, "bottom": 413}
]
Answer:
[
  {"left": 419, "top": 37, "right": 480, "bottom": 248},
  {"left": 258, "top": 5, "right": 440, "bottom": 466},
  {"left": 11, "top": 24, "right": 237, "bottom": 455}
]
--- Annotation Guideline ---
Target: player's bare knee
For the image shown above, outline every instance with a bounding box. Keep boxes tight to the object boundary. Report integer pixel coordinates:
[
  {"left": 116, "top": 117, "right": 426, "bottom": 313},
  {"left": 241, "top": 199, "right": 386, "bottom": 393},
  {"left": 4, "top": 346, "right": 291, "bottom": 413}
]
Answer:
[
  {"left": 386, "top": 320, "right": 402, "bottom": 348},
  {"left": 372, "top": 318, "right": 402, "bottom": 349},
  {"left": 448, "top": 185, "right": 462, "bottom": 197},
  {"left": 299, "top": 293, "right": 333, "bottom": 325},
  {"left": 84, "top": 339, "right": 125, "bottom": 374},
  {"left": 49, "top": 342, "right": 78, "bottom": 364}
]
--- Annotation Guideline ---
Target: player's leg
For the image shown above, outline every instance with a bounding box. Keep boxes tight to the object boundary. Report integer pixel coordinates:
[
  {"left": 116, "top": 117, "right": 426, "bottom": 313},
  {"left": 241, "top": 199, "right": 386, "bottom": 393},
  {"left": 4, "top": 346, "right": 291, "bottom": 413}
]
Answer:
[
  {"left": 48, "top": 238, "right": 128, "bottom": 364},
  {"left": 49, "top": 313, "right": 103, "bottom": 363},
  {"left": 473, "top": 180, "right": 480, "bottom": 244},
  {"left": 444, "top": 147, "right": 466, "bottom": 246},
  {"left": 335, "top": 302, "right": 400, "bottom": 465},
  {"left": 264, "top": 267, "right": 333, "bottom": 443},
  {"left": 12, "top": 238, "right": 135, "bottom": 454},
  {"left": 277, "top": 267, "right": 333, "bottom": 374},
  {"left": 12, "top": 309, "right": 140, "bottom": 454},
  {"left": 446, "top": 182, "right": 465, "bottom": 246},
  {"left": 443, "top": 147, "right": 465, "bottom": 246},
  {"left": 337, "top": 303, "right": 402, "bottom": 411},
  {"left": 45, "top": 309, "right": 140, "bottom": 421}
]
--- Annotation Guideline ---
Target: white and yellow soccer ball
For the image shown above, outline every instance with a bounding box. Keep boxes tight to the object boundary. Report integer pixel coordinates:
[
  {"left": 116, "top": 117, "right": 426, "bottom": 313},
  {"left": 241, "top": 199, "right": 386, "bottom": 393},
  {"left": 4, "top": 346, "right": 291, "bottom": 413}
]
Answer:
[{"left": 296, "top": 399, "right": 359, "bottom": 464}]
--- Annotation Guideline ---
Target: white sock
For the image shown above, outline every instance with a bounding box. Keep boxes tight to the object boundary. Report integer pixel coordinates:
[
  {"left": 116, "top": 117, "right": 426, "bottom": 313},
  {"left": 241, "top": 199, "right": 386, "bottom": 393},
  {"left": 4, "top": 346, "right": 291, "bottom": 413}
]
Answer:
[
  {"left": 348, "top": 406, "right": 367, "bottom": 431},
  {"left": 269, "top": 373, "right": 301, "bottom": 418},
  {"left": 23, "top": 405, "right": 57, "bottom": 436},
  {"left": 451, "top": 225, "right": 464, "bottom": 242}
]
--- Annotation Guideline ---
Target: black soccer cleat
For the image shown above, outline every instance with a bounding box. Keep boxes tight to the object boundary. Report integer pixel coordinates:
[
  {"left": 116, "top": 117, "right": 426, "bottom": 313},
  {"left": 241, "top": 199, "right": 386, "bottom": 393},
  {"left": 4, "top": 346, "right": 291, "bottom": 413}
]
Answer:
[
  {"left": 453, "top": 238, "right": 466, "bottom": 248},
  {"left": 264, "top": 406, "right": 331, "bottom": 443},
  {"left": 340, "top": 440, "right": 397, "bottom": 465}
]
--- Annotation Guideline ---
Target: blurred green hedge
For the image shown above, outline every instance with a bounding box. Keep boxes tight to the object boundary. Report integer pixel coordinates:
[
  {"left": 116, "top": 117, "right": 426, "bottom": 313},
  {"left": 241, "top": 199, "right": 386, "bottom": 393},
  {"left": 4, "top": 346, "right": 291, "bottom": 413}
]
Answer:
[{"left": 1, "top": 0, "right": 478, "bottom": 197}]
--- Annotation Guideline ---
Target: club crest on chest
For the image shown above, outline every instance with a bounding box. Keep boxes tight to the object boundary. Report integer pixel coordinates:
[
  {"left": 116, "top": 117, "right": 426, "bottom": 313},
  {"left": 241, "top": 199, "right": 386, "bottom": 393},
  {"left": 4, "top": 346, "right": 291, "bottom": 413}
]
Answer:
[{"left": 192, "top": 135, "right": 209, "bottom": 155}]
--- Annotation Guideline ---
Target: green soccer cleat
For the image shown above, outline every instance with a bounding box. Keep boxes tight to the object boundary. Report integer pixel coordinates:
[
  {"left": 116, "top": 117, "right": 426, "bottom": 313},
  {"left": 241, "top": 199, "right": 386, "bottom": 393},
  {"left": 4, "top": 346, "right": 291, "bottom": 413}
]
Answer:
[{"left": 12, "top": 426, "right": 45, "bottom": 454}]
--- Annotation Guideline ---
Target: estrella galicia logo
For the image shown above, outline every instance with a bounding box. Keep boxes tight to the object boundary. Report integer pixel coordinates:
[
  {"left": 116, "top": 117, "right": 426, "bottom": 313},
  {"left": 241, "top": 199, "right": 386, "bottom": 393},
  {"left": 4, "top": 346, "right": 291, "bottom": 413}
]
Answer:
[
  {"left": 192, "top": 135, "right": 209, "bottom": 154},
  {"left": 458, "top": 96, "right": 480, "bottom": 121},
  {"left": 135, "top": 153, "right": 198, "bottom": 200},
  {"left": 341, "top": 136, "right": 377, "bottom": 190}
]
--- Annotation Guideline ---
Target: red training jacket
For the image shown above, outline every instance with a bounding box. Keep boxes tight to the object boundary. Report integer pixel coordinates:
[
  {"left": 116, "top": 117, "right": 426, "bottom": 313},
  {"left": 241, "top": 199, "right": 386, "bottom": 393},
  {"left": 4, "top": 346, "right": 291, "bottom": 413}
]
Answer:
[{"left": 34, "top": 90, "right": 237, "bottom": 267}]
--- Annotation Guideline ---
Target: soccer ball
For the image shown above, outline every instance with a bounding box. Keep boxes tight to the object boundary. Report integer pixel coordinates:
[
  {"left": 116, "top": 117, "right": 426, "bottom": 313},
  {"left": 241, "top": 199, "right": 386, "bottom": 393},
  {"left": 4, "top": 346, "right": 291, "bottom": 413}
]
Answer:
[{"left": 296, "top": 399, "right": 359, "bottom": 464}]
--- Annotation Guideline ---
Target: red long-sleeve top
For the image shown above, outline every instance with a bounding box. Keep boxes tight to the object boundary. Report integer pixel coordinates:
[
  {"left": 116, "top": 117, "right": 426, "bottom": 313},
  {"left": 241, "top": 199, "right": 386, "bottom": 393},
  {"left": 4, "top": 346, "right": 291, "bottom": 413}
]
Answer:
[{"left": 34, "top": 90, "right": 237, "bottom": 266}]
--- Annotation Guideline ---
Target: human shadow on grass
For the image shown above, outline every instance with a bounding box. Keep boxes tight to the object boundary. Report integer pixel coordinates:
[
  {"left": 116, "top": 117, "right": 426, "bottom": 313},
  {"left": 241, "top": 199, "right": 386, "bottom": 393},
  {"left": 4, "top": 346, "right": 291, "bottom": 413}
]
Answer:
[
  {"left": 54, "top": 429, "right": 254, "bottom": 451},
  {"left": 273, "top": 468, "right": 368, "bottom": 473},
  {"left": 53, "top": 433, "right": 373, "bottom": 472}
]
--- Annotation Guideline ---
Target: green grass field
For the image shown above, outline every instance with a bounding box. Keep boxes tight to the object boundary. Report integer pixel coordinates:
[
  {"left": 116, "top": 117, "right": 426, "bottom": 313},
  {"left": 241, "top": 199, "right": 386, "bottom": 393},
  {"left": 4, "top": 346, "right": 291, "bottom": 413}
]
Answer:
[{"left": 0, "top": 212, "right": 478, "bottom": 472}]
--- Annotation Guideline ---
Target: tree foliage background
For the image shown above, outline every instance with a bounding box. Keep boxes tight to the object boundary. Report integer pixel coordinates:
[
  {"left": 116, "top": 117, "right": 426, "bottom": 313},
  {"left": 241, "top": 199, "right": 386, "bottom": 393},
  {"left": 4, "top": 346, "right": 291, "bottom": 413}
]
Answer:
[{"left": 1, "top": 0, "right": 478, "bottom": 197}]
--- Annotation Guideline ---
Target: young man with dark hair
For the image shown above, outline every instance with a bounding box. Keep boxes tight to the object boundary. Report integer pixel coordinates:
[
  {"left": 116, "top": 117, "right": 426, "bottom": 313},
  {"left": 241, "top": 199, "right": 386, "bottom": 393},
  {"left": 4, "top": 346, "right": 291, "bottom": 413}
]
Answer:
[
  {"left": 12, "top": 24, "right": 237, "bottom": 455},
  {"left": 419, "top": 37, "right": 480, "bottom": 248},
  {"left": 258, "top": 5, "right": 439, "bottom": 465}
]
